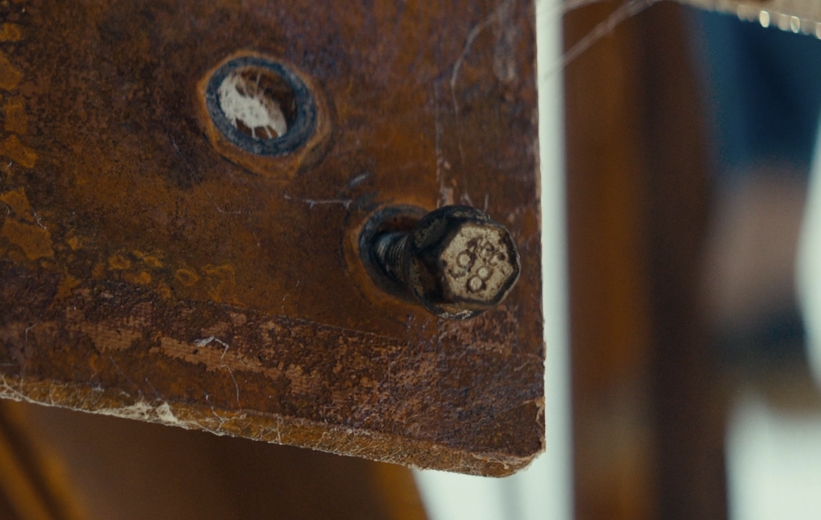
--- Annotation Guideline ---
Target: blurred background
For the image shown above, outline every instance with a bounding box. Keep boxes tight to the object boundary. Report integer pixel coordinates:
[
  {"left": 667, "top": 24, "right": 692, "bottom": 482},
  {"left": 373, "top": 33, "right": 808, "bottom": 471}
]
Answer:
[{"left": 5, "top": 1, "right": 821, "bottom": 519}]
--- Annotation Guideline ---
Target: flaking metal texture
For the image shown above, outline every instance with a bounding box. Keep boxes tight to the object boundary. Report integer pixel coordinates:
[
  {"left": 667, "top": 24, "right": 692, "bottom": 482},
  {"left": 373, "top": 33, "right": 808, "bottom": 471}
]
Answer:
[{"left": 0, "top": 0, "right": 543, "bottom": 476}]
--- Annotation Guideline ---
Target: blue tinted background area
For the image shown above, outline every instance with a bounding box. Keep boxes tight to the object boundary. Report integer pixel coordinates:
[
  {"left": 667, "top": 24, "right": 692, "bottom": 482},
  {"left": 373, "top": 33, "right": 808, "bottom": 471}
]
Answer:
[{"left": 691, "top": 12, "right": 821, "bottom": 179}]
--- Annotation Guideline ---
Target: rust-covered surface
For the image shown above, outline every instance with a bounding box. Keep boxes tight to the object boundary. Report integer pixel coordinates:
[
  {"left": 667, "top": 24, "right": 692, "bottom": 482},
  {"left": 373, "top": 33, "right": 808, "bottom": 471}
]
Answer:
[{"left": 0, "top": 0, "right": 543, "bottom": 476}]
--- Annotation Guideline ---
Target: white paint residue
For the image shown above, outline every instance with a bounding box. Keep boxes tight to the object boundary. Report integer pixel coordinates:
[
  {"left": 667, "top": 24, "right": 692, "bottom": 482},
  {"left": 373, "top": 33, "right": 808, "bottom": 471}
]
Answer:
[
  {"left": 282, "top": 194, "right": 354, "bottom": 210},
  {"left": 95, "top": 401, "right": 156, "bottom": 422},
  {"left": 155, "top": 402, "right": 183, "bottom": 425},
  {"left": 218, "top": 71, "right": 287, "bottom": 139},
  {"left": 194, "top": 335, "right": 230, "bottom": 349}
]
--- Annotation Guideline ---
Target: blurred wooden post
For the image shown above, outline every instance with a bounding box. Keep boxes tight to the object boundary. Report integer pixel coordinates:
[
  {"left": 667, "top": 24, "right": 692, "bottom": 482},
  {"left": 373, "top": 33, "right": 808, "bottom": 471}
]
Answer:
[{"left": 565, "top": 2, "right": 726, "bottom": 518}]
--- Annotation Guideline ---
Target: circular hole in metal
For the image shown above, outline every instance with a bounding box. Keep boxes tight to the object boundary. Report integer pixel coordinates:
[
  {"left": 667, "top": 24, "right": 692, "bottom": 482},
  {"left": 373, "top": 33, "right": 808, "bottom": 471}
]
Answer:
[{"left": 205, "top": 56, "right": 316, "bottom": 156}]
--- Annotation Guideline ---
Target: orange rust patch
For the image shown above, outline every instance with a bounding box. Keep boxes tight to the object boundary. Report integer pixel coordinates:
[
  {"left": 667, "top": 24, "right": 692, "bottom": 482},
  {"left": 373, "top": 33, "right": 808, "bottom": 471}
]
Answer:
[
  {"left": 83, "top": 324, "right": 142, "bottom": 352},
  {"left": 175, "top": 268, "right": 199, "bottom": 286},
  {"left": 108, "top": 254, "right": 131, "bottom": 270},
  {"left": 0, "top": 24, "right": 22, "bottom": 42},
  {"left": 1, "top": 219, "right": 54, "bottom": 260},
  {"left": 4, "top": 96, "right": 27, "bottom": 134},
  {"left": 0, "top": 135, "right": 36, "bottom": 169},
  {"left": 124, "top": 271, "right": 152, "bottom": 285},
  {"left": 0, "top": 188, "right": 32, "bottom": 219},
  {"left": 156, "top": 283, "right": 172, "bottom": 299},
  {"left": 229, "top": 312, "right": 248, "bottom": 326},
  {"left": 54, "top": 273, "right": 81, "bottom": 301},
  {"left": 91, "top": 262, "right": 106, "bottom": 279},
  {"left": 65, "top": 307, "right": 147, "bottom": 353},
  {"left": 0, "top": 50, "right": 21, "bottom": 91},
  {"left": 133, "top": 250, "right": 164, "bottom": 268},
  {"left": 285, "top": 364, "right": 322, "bottom": 396},
  {"left": 155, "top": 335, "right": 282, "bottom": 380},
  {"left": 203, "top": 264, "right": 239, "bottom": 304}
]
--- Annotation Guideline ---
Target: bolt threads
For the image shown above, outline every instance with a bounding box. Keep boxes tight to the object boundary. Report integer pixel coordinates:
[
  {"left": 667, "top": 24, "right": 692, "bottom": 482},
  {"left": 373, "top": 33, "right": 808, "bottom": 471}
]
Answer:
[{"left": 373, "top": 232, "right": 410, "bottom": 286}]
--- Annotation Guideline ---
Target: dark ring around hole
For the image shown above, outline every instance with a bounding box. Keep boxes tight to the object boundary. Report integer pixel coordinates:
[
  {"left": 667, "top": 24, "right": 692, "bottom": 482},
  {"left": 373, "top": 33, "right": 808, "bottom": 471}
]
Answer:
[{"left": 205, "top": 56, "right": 317, "bottom": 156}]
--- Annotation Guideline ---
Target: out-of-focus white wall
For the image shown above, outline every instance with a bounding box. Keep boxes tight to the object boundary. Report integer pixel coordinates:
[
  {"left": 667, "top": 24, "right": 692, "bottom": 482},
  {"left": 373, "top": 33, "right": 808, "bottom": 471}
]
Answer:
[
  {"left": 800, "top": 113, "right": 821, "bottom": 389},
  {"left": 726, "top": 90, "right": 821, "bottom": 520},
  {"left": 727, "top": 393, "right": 821, "bottom": 520},
  {"left": 414, "top": 0, "right": 573, "bottom": 518}
]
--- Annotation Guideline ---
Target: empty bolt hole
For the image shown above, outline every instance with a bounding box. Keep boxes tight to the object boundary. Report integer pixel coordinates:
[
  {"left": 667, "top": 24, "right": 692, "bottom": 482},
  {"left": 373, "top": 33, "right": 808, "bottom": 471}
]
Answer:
[
  {"left": 204, "top": 55, "right": 317, "bottom": 156},
  {"left": 217, "top": 67, "right": 298, "bottom": 140}
]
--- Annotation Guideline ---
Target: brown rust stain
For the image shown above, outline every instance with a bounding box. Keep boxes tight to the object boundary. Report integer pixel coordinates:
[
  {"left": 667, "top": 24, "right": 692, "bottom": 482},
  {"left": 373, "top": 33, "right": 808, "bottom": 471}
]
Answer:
[
  {"left": 175, "top": 268, "right": 199, "bottom": 287},
  {"left": 54, "top": 272, "right": 81, "bottom": 301},
  {"left": 0, "top": 274, "right": 543, "bottom": 474},
  {"left": 65, "top": 304, "right": 152, "bottom": 353},
  {"left": 1, "top": 219, "right": 53, "bottom": 260},
  {"left": 0, "top": 49, "right": 20, "bottom": 90},
  {"left": 202, "top": 264, "right": 239, "bottom": 304},
  {"left": 133, "top": 250, "right": 164, "bottom": 268},
  {"left": 0, "top": 188, "right": 32, "bottom": 218},
  {"left": 124, "top": 271, "right": 152, "bottom": 285},
  {"left": 107, "top": 255, "right": 131, "bottom": 270},
  {"left": 439, "top": 306, "right": 520, "bottom": 355},
  {"left": 91, "top": 262, "right": 106, "bottom": 279},
  {"left": 0, "top": 23, "right": 22, "bottom": 42},
  {"left": 3, "top": 96, "right": 27, "bottom": 134},
  {"left": 0, "top": 135, "right": 36, "bottom": 169},
  {"left": 154, "top": 335, "right": 283, "bottom": 380},
  {"left": 285, "top": 364, "right": 323, "bottom": 397}
]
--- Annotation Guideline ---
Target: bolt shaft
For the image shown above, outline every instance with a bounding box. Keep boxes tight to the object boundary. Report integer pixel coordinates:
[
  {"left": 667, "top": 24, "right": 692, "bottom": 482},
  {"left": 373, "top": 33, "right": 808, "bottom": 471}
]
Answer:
[{"left": 373, "top": 231, "right": 410, "bottom": 285}]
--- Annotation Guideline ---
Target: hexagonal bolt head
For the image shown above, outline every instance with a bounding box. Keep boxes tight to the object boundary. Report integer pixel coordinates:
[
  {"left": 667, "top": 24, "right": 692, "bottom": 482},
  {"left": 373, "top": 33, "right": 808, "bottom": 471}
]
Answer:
[{"left": 370, "top": 205, "right": 521, "bottom": 320}]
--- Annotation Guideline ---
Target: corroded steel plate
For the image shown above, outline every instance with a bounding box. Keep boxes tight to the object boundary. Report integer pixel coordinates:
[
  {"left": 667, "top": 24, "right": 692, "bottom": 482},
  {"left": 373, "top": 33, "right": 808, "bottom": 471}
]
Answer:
[{"left": 0, "top": 0, "right": 542, "bottom": 476}]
